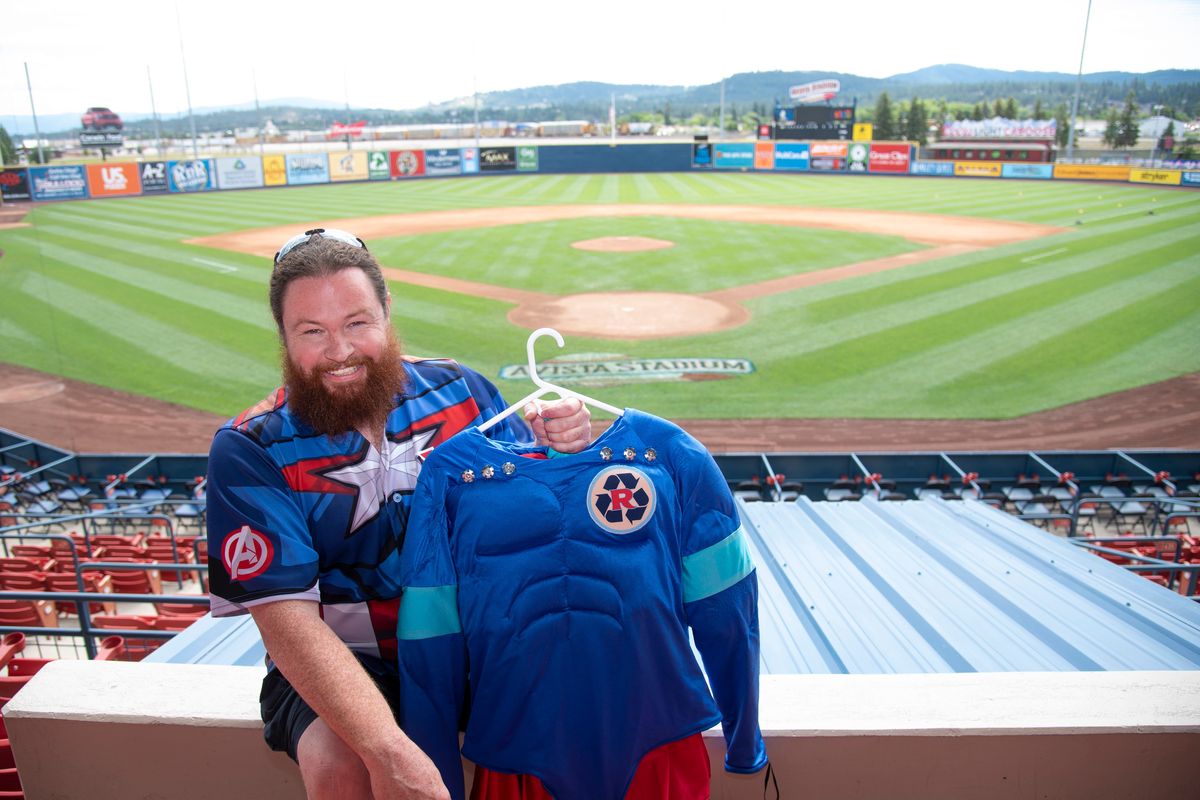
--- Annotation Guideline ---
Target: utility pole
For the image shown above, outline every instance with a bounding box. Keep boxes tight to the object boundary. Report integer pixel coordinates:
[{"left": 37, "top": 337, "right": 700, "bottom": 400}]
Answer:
[
  {"left": 1066, "top": 0, "right": 1093, "bottom": 162},
  {"left": 23, "top": 62, "right": 44, "bottom": 164},
  {"left": 175, "top": 2, "right": 199, "bottom": 159},
  {"left": 719, "top": 81, "right": 725, "bottom": 140},
  {"left": 147, "top": 65, "right": 163, "bottom": 156},
  {"left": 473, "top": 75, "right": 481, "bottom": 152},
  {"left": 252, "top": 68, "right": 265, "bottom": 157}
]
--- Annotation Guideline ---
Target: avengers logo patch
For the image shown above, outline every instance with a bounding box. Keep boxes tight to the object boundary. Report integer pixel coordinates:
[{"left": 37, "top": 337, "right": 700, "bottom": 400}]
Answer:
[
  {"left": 588, "top": 466, "right": 656, "bottom": 535},
  {"left": 221, "top": 525, "right": 274, "bottom": 581}
]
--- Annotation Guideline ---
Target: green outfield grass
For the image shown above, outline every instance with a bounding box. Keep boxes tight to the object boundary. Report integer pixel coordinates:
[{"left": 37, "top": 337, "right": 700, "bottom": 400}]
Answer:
[{"left": 1, "top": 173, "right": 1197, "bottom": 422}]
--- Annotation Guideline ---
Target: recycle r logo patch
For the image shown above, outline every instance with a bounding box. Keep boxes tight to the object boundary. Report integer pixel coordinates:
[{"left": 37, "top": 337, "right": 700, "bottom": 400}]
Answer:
[{"left": 587, "top": 465, "right": 656, "bottom": 535}]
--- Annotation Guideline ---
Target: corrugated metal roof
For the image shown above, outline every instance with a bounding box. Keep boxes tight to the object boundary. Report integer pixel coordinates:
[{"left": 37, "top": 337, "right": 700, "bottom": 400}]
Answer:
[
  {"left": 155, "top": 498, "right": 1200, "bottom": 674},
  {"left": 744, "top": 497, "right": 1200, "bottom": 674}
]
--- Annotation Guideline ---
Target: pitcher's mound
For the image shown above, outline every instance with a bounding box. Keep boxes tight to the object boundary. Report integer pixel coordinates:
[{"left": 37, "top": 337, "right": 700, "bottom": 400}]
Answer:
[
  {"left": 571, "top": 236, "right": 675, "bottom": 252},
  {"left": 509, "top": 292, "right": 748, "bottom": 339}
]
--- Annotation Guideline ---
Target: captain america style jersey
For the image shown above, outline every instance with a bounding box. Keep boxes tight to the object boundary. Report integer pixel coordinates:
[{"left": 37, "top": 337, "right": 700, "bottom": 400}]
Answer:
[
  {"left": 396, "top": 409, "right": 768, "bottom": 800},
  {"left": 206, "top": 357, "right": 532, "bottom": 670}
]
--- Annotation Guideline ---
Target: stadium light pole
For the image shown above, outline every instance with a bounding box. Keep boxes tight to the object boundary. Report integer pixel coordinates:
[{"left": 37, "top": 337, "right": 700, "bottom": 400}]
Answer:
[
  {"left": 175, "top": 2, "right": 200, "bottom": 160},
  {"left": 23, "top": 62, "right": 44, "bottom": 165},
  {"left": 1066, "top": 0, "right": 1093, "bottom": 162}
]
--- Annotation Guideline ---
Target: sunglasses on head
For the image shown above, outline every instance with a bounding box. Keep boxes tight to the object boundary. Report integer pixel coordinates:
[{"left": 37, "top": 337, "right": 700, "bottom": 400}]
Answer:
[{"left": 274, "top": 228, "right": 368, "bottom": 265}]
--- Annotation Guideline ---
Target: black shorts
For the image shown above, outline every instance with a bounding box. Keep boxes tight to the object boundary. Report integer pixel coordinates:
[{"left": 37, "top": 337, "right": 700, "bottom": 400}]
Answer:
[{"left": 260, "top": 655, "right": 403, "bottom": 762}]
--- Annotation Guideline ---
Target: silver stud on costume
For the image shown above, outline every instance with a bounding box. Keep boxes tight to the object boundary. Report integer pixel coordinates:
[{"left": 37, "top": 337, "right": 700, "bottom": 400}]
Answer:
[
  {"left": 600, "top": 447, "right": 612, "bottom": 461},
  {"left": 624, "top": 447, "right": 637, "bottom": 461},
  {"left": 502, "top": 462, "right": 516, "bottom": 475},
  {"left": 482, "top": 465, "right": 495, "bottom": 480},
  {"left": 461, "top": 469, "right": 475, "bottom": 483},
  {"left": 644, "top": 448, "right": 657, "bottom": 462}
]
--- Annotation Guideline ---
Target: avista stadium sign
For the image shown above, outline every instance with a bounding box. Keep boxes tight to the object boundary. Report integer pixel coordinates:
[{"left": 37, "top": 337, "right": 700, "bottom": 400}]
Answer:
[
  {"left": 499, "top": 355, "right": 754, "bottom": 385},
  {"left": 789, "top": 80, "right": 840, "bottom": 104}
]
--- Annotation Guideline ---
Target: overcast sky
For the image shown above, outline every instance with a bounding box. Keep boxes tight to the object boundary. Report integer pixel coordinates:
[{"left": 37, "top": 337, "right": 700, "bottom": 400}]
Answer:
[{"left": 3, "top": 0, "right": 1198, "bottom": 119}]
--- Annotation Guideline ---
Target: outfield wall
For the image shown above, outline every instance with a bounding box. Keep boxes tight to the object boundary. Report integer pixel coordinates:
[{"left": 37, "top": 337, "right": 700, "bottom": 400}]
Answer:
[{"left": 2, "top": 141, "right": 1198, "bottom": 203}]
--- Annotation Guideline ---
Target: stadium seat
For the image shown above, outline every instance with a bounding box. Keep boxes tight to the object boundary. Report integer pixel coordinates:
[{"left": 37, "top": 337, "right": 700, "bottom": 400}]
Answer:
[
  {"left": 0, "top": 600, "right": 58, "bottom": 629},
  {"left": 0, "top": 635, "right": 24, "bottom": 670},
  {"left": 0, "top": 573, "right": 46, "bottom": 591},
  {"left": 43, "top": 572, "right": 116, "bottom": 616}
]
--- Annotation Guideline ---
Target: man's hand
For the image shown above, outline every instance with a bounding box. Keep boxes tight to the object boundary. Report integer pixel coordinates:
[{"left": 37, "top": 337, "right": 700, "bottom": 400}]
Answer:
[
  {"left": 524, "top": 396, "right": 592, "bottom": 454},
  {"left": 365, "top": 740, "right": 451, "bottom": 800}
]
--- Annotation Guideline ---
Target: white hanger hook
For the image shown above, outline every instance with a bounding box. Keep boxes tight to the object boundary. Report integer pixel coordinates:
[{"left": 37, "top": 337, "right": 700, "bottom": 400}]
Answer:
[{"left": 526, "top": 327, "right": 565, "bottom": 392}]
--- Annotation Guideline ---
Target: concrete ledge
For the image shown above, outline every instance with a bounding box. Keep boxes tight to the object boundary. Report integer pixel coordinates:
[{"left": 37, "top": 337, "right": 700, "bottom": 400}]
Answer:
[{"left": 6, "top": 662, "right": 1200, "bottom": 799}]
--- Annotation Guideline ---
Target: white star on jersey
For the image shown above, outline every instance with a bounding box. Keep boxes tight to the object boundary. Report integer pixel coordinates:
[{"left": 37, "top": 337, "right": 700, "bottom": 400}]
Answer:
[{"left": 324, "top": 429, "right": 437, "bottom": 534}]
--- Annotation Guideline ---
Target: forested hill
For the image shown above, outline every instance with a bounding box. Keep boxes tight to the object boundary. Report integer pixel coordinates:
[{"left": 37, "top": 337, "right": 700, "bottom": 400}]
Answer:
[{"left": 27, "top": 64, "right": 1200, "bottom": 135}]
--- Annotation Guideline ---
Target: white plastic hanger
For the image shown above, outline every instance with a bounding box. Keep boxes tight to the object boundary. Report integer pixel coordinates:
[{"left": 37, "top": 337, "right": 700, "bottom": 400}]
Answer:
[{"left": 477, "top": 327, "right": 623, "bottom": 433}]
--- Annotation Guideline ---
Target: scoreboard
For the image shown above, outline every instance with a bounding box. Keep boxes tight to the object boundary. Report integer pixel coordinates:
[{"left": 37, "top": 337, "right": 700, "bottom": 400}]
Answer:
[{"left": 770, "top": 105, "right": 855, "bottom": 141}]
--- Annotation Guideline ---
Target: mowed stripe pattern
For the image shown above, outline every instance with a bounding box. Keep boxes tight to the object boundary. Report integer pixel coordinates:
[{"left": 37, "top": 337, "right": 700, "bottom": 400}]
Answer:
[{"left": 0, "top": 173, "right": 1196, "bottom": 420}]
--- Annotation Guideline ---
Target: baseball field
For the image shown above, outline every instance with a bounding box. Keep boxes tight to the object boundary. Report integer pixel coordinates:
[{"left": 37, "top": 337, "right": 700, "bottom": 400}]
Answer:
[{"left": 0, "top": 172, "right": 1197, "bottom": 433}]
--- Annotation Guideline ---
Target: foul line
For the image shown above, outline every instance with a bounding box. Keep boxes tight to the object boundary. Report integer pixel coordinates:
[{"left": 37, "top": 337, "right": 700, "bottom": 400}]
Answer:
[
  {"left": 192, "top": 257, "right": 239, "bottom": 274},
  {"left": 1020, "top": 247, "right": 1069, "bottom": 264}
]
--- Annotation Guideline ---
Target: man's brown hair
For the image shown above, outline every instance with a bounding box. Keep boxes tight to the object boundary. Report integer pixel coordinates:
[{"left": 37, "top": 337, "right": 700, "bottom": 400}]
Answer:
[{"left": 268, "top": 237, "right": 388, "bottom": 332}]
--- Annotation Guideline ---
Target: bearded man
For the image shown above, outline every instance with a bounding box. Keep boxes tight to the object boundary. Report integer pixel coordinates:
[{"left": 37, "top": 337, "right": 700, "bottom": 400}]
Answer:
[{"left": 206, "top": 229, "right": 591, "bottom": 800}]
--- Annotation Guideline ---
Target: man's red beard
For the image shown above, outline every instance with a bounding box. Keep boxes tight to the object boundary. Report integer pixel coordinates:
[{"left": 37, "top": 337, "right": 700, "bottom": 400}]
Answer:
[{"left": 282, "top": 335, "right": 407, "bottom": 438}]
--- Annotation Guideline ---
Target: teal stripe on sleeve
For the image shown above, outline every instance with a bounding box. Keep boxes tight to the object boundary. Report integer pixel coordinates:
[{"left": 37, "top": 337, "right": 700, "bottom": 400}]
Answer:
[
  {"left": 682, "top": 526, "right": 755, "bottom": 603},
  {"left": 397, "top": 585, "right": 462, "bottom": 640}
]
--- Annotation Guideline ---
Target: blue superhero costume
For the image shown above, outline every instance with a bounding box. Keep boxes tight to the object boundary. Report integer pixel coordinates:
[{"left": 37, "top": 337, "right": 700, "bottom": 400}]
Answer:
[
  {"left": 206, "top": 356, "right": 530, "bottom": 692},
  {"left": 398, "top": 409, "right": 767, "bottom": 800}
]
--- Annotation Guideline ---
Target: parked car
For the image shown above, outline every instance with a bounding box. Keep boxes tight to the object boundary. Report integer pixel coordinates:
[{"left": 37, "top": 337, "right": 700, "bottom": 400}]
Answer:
[{"left": 81, "top": 107, "right": 123, "bottom": 131}]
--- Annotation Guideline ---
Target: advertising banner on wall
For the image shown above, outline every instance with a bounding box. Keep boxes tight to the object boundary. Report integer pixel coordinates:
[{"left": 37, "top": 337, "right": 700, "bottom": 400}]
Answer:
[
  {"left": 1129, "top": 168, "right": 1182, "bottom": 186},
  {"left": 692, "top": 142, "right": 713, "bottom": 168},
  {"left": 868, "top": 143, "right": 912, "bottom": 174},
  {"left": 462, "top": 147, "right": 480, "bottom": 174},
  {"left": 954, "top": 162, "right": 1002, "bottom": 178},
  {"left": 910, "top": 160, "right": 955, "bottom": 176},
  {"left": 479, "top": 147, "right": 517, "bottom": 172},
  {"left": 847, "top": 142, "right": 869, "bottom": 172},
  {"left": 30, "top": 165, "right": 88, "bottom": 201},
  {"left": 754, "top": 142, "right": 775, "bottom": 170},
  {"left": 138, "top": 161, "right": 168, "bottom": 193},
  {"left": 1052, "top": 164, "right": 1130, "bottom": 181},
  {"left": 713, "top": 143, "right": 754, "bottom": 169},
  {"left": 86, "top": 163, "right": 142, "bottom": 197},
  {"left": 168, "top": 160, "right": 216, "bottom": 192},
  {"left": 390, "top": 149, "right": 426, "bottom": 178},
  {"left": 810, "top": 141, "right": 847, "bottom": 171},
  {"left": 368, "top": 151, "right": 391, "bottom": 180},
  {"left": 1000, "top": 163, "right": 1053, "bottom": 180},
  {"left": 286, "top": 153, "right": 330, "bottom": 185},
  {"left": 772, "top": 142, "right": 810, "bottom": 171},
  {"left": 1182, "top": 172, "right": 1200, "bottom": 187},
  {"left": 517, "top": 146, "right": 538, "bottom": 172},
  {"left": 329, "top": 151, "right": 369, "bottom": 182},
  {"left": 263, "top": 155, "right": 287, "bottom": 186},
  {"left": 216, "top": 157, "right": 265, "bottom": 189},
  {"left": 0, "top": 168, "right": 31, "bottom": 201},
  {"left": 941, "top": 119, "right": 1056, "bottom": 140},
  {"left": 425, "top": 149, "right": 462, "bottom": 177}
]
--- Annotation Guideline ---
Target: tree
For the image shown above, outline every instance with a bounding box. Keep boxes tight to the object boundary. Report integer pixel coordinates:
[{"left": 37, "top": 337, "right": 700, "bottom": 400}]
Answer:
[
  {"left": 0, "top": 126, "right": 15, "bottom": 166},
  {"left": 1054, "top": 103, "right": 1070, "bottom": 148},
  {"left": 980, "top": 100, "right": 992, "bottom": 118},
  {"left": 906, "top": 97, "right": 928, "bottom": 144},
  {"left": 1160, "top": 120, "right": 1176, "bottom": 153},
  {"left": 1117, "top": 91, "right": 1140, "bottom": 149},
  {"left": 971, "top": 103, "right": 984, "bottom": 121},
  {"left": 1033, "top": 100, "right": 1046, "bottom": 120},
  {"left": 872, "top": 92, "right": 896, "bottom": 140},
  {"left": 1103, "top": 108, "right": 1121, "bottom": 148}
]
